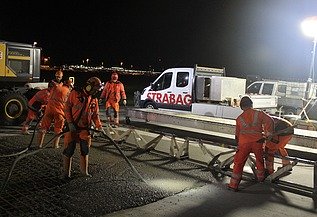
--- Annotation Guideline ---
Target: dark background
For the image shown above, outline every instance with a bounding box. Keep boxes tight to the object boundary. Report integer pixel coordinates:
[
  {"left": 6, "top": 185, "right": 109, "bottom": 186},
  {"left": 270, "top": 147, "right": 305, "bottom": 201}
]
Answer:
[{"left": 1, "top": 0, "right": 317, "bottom": 80}]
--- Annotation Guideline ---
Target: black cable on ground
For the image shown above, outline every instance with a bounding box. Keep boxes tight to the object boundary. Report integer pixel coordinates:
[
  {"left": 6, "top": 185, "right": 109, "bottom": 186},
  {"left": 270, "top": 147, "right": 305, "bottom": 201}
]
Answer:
[
  {"left": 91, "top": 128, "right": 147, "bottom": 184},
  {"left": 0, "top": 131, "right": 66, "bottom": 194},
  {"left": 0, "top": 115, "right": 43, "bottom": 158}
]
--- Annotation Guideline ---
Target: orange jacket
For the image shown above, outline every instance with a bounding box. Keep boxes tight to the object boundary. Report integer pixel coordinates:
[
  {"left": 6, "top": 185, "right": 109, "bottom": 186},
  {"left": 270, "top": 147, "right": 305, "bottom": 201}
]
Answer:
[
  {"left": 45, "top": 85, "right": 70, "bottom": 116},
  {"left": 28, "top": 88, "right": 51, "bottom": 112},
  {"left": 265, "top": 116, "right": 293, "bottom": 151},
  {"left": 100, "top": 81, "right": 126, "bottom": 103},
  {"left": 236, "top": 108, "right": 273, "bottom": 145},
  {"left": 65, "top": 90, "right": 102, "bottom": 129}
]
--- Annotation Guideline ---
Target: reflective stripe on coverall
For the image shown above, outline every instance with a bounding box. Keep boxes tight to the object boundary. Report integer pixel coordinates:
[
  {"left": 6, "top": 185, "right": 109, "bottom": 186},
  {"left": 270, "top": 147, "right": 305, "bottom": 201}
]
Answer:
[
  {"left": 228, "top": 108, "right": 273, "bottom": 190},
  {"left": 265, "top": 117, "right": 293, "bottom": 174}
]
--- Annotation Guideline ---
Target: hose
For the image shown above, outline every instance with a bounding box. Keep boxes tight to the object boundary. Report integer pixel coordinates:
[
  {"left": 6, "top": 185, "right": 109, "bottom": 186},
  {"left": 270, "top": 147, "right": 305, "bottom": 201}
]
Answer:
[
  {"left": 0, "top": 131, "right": 66, "bottom": 194},
  {"left": 91, "top": 128, "right": 147, "bottom": 183}
]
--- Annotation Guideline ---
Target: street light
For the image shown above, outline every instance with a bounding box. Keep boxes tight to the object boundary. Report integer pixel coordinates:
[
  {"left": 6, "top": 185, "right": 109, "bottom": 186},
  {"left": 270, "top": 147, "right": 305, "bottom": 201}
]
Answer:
[{"left": 301, "top": 16, "right": 317, "bottom": 83}]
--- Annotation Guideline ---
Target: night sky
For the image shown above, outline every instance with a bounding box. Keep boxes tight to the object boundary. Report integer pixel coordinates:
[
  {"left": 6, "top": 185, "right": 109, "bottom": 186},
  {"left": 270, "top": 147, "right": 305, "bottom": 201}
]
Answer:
[{"left": 1, "top": 0, "right": 317, "bottom": 80}]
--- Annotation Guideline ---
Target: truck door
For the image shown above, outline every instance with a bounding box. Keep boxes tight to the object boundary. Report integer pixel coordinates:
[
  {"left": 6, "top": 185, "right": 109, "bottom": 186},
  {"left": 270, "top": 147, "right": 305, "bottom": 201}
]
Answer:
[
  {"left": 148, "top": 70, "right": 173, "bottom": 109},
  {"left": 173, "top": 70, "right": 191, "bottom": 111}
]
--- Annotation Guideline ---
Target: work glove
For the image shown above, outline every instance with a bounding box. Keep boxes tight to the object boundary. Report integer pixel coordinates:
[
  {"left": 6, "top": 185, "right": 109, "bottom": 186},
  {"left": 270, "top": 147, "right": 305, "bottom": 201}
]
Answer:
[
  {"left": 123, "top": 99, "right": 127, "bottom": 106},
  {"left": 68, "top": 123, "right": 77, "bottom": 132}
]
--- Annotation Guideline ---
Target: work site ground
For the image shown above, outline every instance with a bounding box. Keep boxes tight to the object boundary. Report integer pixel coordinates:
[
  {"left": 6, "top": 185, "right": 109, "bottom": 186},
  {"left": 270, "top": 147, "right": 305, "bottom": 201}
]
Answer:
[{"left": 0, "top": 129, "right": 316, "bottom": 217}]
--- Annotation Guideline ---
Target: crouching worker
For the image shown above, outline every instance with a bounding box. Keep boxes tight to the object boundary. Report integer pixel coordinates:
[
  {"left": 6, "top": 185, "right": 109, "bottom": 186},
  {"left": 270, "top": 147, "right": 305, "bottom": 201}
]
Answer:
[
  {"left": 265, "top": 116, "right": 294, "bottom": 175},
  {"left": 62, "top": 77, "right": 104, "bottom": 179},
  {"left": 227, "top": 96, "right": 274, "bottom": 191},
  {"left": 21, "top": 82, "right": 54, "bottom": 134}
]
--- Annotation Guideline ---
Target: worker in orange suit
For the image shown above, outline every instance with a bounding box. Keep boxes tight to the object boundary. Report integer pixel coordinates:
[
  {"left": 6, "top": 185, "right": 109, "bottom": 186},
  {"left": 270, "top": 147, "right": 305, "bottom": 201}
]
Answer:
[
  {"left": 264, "top": 116, "right": 294, "bottom": 174},
  {"left": 38, "top": 79, "right": 73, "bottom": 148},
  {"left": 62, "top": 77, "right": 104, "bottom": 178},
  {"left": 100, "top": 71, "right": 127, "bottom": 127},
  {"left": 227, "top": 96, "right": 274, "bottom": 191},
  {"left": 21, "top": 82, "right": 54, "bottom": 134}
]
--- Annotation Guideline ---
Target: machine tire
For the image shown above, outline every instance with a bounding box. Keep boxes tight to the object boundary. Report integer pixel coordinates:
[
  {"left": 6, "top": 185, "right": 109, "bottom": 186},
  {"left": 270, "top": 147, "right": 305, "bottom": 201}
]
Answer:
[
  {"left": 144, "top": 101, "right": 157, "bottom": 109},
  {"left": 0, "top": 91, "right": 28, "bottom": 126},
  {"left": 284, "top": 107, "right": 296, "bottom": 115}
]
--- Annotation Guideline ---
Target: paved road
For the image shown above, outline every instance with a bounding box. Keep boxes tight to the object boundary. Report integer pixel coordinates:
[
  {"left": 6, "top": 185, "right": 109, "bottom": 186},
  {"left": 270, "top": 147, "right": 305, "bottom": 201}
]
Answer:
[{"left": 0, "top": 108, "right": 316, "bottom": 216}]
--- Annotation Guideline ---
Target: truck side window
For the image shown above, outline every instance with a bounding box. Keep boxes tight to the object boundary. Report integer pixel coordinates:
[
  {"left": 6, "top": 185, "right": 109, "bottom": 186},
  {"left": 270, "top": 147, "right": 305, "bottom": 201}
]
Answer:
[
  {"left": 262, "top": 83, "right": 274, "bottom": 95},
  {"left": 176, "top": 72, "right": 189, "bottom": 87},
  {"left": 153, "top": 72, "right": 172, "bottom": 91},
  {"left": 277, "top": 85, "right": 287, "bottom": 96},
  {"left": 246, "top": 83, "right": 261, "bottom": 94}
]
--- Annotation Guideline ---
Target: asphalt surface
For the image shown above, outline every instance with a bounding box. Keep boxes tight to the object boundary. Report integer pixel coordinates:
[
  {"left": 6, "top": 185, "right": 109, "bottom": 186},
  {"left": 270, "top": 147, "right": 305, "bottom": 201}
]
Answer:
[
  {"left": 0, "top": 107, "right": 316, "bottom": 216},
  {"left": 0, "top": 130, "right": 214, "bottom": 216}
]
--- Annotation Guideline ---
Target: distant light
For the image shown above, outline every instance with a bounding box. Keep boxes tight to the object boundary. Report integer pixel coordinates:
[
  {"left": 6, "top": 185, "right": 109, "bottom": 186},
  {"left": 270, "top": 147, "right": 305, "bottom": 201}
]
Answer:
[{"left": 301, "top": 16, "right": 317, "bottom": 39}]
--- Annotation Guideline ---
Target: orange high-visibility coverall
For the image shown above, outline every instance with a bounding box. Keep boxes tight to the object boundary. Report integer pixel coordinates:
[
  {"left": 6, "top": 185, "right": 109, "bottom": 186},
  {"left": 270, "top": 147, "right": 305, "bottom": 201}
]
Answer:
[
  {"left": 265, "top": 116, "right": 294, "bottom": 174},
  {"left": 100, "top": 80, "right": 126, "bottom": 124},
  {"left": 22, "top": 88, "right": 51, "bottom": 133},
  {"left": 64, "top": 90, "right": 102, "bottom": 146},
  {"left": 228, "top": 108, "right": 273, "bottom": 190},
  {"left": 40, "top": 84, "right": 70, "bottom": 134}
]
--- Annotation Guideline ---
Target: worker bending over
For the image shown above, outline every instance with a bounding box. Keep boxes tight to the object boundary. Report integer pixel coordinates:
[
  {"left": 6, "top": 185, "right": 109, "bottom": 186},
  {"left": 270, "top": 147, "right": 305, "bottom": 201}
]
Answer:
[
  {"left": 265, "top": 116, "right": 294, "bottom": 174},
  {"left": 228, "top": 96, "right": 274, "bottom": 191},
  {"left": 21, "top": 82, "right": 54, "bottom": 134},
  {"left": 63, "top": 77, "right": 104, "bottom": 178},
  {"left": 100, "top": 71, "right": 127, "bottom": 127}
]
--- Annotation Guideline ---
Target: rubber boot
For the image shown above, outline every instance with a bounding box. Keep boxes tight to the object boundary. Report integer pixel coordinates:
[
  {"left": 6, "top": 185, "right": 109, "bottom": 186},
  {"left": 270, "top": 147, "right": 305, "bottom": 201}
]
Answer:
[
  {"left": 114, "top": 117, "right": 119, "bottom": 127},
  {"left": 107, "top": 116, "right": 113, "bottom": 125},
  {"left": 63, "top": 156, "right": 72, "bottom": 179},
  {"left": 53, "top": 135, "right": 61, "bottom": 148},
  {"left": 80, "top": 155, "right": 92, "bottom": 177},
  {"left": 38, "top": 131, "right": 46, "bottom": 148}
]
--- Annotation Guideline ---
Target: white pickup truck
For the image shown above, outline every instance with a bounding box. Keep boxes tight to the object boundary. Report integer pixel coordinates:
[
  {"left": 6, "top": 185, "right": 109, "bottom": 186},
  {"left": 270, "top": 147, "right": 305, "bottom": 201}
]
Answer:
[{"left": 136, "top": 65, "right": 277, "bottom": 119}]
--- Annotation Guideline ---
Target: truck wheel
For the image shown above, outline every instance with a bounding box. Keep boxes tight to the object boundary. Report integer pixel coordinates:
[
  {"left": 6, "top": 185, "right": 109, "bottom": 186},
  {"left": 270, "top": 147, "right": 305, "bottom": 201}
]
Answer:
[
  {"left": 144, "top": 102, "right": 157, "bottom": 109},
  {"left": 0, "top": 91, "right": 28, "bottom": 126},
  {"left": 284, "top": 108, "right": 296, "bottom": 115}
]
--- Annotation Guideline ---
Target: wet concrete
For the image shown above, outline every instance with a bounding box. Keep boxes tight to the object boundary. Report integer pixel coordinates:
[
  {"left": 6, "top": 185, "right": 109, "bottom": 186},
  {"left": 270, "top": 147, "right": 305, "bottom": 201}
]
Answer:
[{"left": 0, "top": 132, "right": 214, "bottom": 216}]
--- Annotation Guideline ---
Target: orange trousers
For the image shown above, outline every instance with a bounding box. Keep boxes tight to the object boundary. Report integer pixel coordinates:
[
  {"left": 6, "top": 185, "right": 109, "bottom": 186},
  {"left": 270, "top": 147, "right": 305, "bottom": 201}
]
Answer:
[
  {"left": 265, "top": 135, "right": 292, "bottom": 174},
  {"left": 228, "top": 141, "right": 265, "bottom": 190}
]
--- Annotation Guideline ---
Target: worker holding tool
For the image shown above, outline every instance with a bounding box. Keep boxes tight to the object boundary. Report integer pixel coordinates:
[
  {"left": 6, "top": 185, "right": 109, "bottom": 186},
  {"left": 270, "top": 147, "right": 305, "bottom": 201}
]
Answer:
[
  {"left": 38, "top": 79, "right": 73, "bottom": 148},
  {"left": 264, "top": 116, "right": 294, "bottom": 175},
  {"left": 21, "top": 82, "right": 54, "bottom": 134},
  {"left": 100, "top": 71, "right": 127, "bottom": 127},
  {"left": 228, "top": 96, "right": 274, "bottom": 191},
  {"left": 62, "top": 77, "right": 104, "bottom": 179}
]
